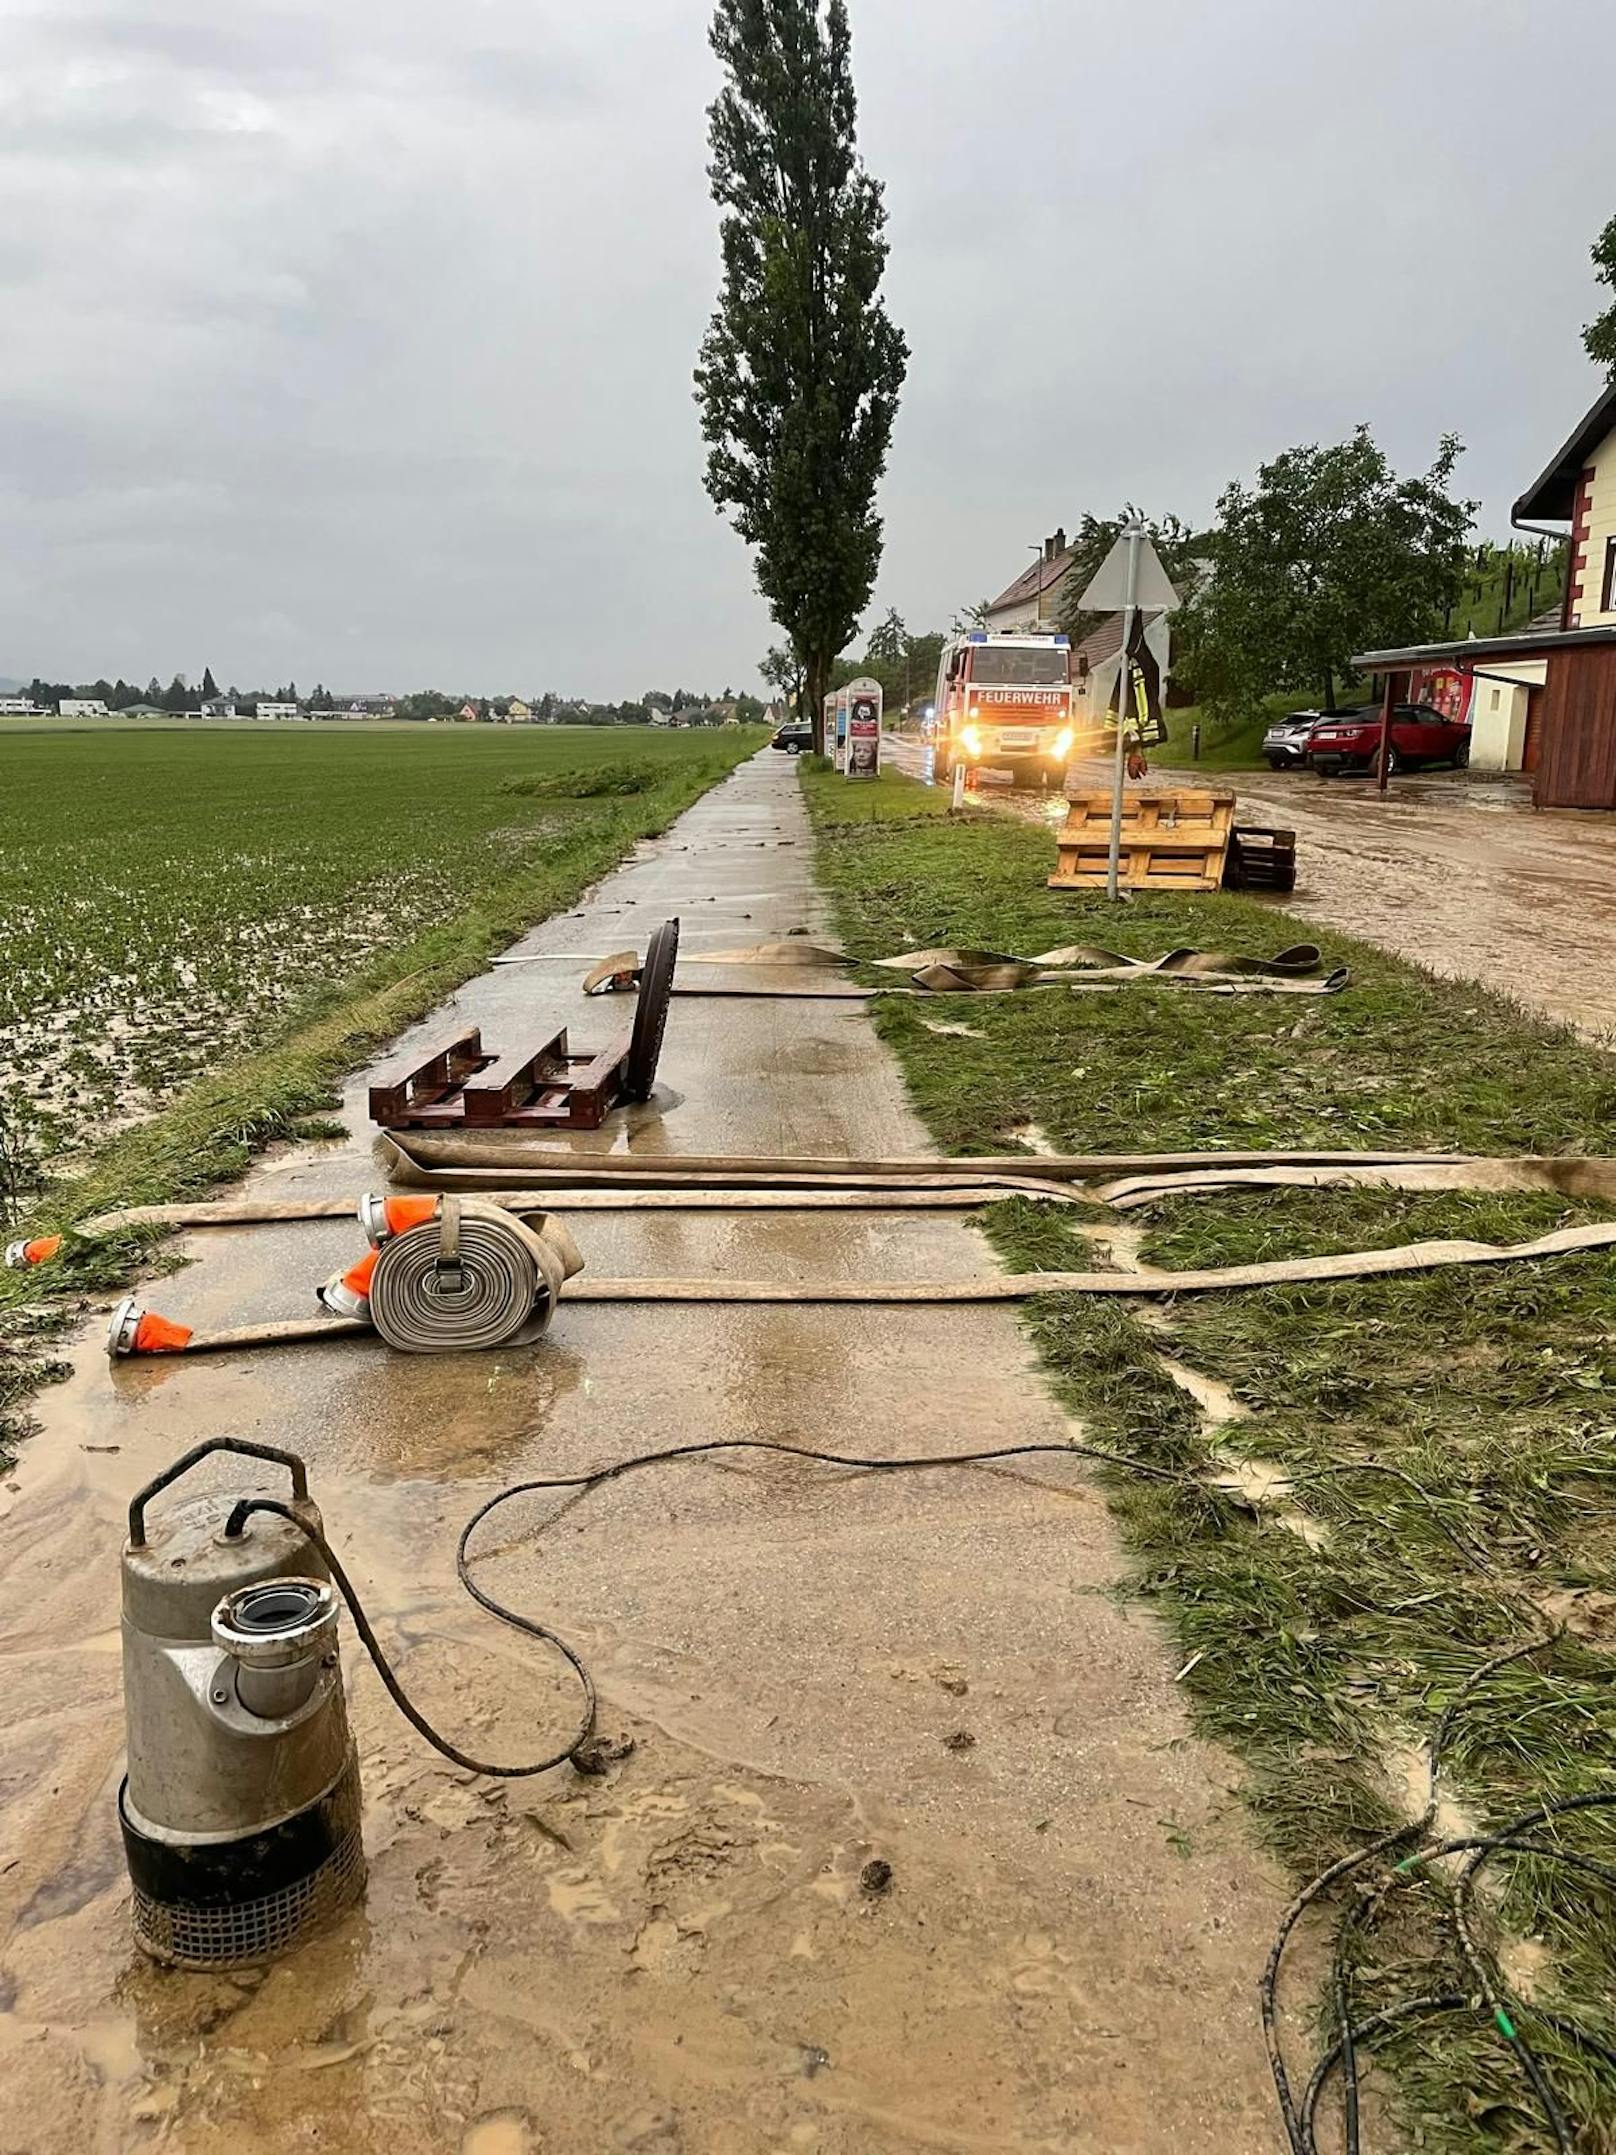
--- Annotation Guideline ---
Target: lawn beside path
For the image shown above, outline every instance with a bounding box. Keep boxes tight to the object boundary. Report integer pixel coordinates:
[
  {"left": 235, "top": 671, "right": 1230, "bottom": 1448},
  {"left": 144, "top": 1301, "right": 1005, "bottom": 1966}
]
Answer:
[{"left": 803, "top": 760, "right": 1616, "bottom": 2155}]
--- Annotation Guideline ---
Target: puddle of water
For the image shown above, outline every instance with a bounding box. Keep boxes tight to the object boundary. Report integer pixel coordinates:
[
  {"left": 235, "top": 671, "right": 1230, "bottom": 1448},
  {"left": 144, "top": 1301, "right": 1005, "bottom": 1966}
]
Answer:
[
  {"left": 1208, "top": 1451, "right": 1330, "bottom": 1552},
  {"left": 1008, "top": 1123, "right": 1059, "bottom": 1156},
  {"left": 462, "top": 2111, "right": 534, "bottom": 2155},
  {"left": 1157, "top": 1357, "right": 1246, "bottom": 1429}
]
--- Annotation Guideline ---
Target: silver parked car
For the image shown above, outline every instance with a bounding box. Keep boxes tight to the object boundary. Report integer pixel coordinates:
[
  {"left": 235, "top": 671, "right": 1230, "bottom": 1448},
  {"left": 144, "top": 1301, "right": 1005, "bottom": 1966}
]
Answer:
[{"left": 1261, "top": 712, "right": 1323, "bottom": 769}]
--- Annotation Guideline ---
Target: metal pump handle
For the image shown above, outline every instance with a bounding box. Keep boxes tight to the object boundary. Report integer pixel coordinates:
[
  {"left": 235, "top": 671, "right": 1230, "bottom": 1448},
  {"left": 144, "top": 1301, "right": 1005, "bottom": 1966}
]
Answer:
[{"left": 127, "top": 1438, "right": 311, "bottom": 1549}]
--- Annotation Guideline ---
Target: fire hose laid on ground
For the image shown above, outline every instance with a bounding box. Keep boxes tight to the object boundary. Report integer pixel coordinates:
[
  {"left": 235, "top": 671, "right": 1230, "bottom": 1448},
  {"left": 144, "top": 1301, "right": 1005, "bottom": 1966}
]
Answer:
[
  {"left": 566, "top": 937, "right": 1351, "bottom": 998},
  {"left": 50, "top": 1146, "right": 1616, "bottom": 1360}
]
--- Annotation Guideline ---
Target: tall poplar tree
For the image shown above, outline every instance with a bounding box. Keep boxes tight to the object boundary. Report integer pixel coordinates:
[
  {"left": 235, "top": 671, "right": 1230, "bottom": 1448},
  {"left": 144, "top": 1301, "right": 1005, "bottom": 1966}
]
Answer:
[{"left": 695, "top": 0, "right": 907, "bottom": 749}]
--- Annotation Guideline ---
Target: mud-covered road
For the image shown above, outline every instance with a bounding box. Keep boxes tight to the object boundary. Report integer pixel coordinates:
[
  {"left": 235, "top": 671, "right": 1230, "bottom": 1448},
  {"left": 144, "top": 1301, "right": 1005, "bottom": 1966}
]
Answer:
[
  {"left": 0, "top": 752, "right": 1286, "bottom": 2154},
  {"left": 890, "top": 734, "right": 1616, "bottom": 1040}
]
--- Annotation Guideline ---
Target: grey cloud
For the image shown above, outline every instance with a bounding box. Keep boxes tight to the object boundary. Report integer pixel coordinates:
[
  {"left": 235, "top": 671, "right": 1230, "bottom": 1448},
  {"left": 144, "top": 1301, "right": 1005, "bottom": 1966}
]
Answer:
[{"left": 2, "top": 0, "right": 1613, "bottom": 695}]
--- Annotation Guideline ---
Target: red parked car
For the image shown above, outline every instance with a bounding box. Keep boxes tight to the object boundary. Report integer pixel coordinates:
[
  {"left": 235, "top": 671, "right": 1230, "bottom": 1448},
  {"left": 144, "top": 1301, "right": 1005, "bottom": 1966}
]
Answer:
[{"left": 1305, "top": 703, "right": 1471, "bottom": 776}]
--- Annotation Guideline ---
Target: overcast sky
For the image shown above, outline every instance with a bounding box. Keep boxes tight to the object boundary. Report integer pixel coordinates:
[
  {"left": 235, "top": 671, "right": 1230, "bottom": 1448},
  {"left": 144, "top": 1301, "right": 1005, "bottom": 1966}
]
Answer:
[{"left": 3, "top": 0, "right": 1612, "bottom": 698}]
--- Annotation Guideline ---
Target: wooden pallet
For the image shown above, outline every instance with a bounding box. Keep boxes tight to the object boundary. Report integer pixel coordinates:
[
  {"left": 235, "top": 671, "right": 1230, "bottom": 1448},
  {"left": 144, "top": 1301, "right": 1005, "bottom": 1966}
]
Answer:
[
  {"left": 370, "top": 917, "right": 678, "bottom": 1133},
  {"left": 369, "top": 1024, "right": 635, "bottom": 1131},
  {"left": 1049, "top": 790, "right": 1236, "bottom": 893},
  {"left": 1224, "top": 824, "right": 1297, "bottom": 893}
]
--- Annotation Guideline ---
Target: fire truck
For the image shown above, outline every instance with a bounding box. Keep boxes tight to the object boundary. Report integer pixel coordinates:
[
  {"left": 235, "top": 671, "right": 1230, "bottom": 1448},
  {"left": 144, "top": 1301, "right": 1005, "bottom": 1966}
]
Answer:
[
  {"left": 931, "top": 629, "right": 1082, "bottom": 787},
  {"left": 931, "top": 622, "right": 1171, "bottom": 787}
]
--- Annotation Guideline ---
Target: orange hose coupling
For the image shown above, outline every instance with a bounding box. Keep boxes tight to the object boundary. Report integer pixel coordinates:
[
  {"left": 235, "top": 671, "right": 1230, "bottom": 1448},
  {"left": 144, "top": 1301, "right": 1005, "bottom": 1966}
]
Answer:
[
  {"left": 107, "top": 1298, "right": 195, "bottom": 1358},
  {"left": 317, "top": 1247, "right": 379, "bottom": 1320},
  {"left": 357, "top": 1193, "right": 437, "bottom": 1247},
  {"left": 4, "top": 1234, "right": 62, "bottom": 1269}
]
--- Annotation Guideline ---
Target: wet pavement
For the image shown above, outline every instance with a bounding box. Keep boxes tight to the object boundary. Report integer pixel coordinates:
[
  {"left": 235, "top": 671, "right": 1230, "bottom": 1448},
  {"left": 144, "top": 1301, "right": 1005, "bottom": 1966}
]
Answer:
[
  {"left": 888, "top": 734, "right": 1616, "bottom": 1041},
  {"left": 0, "top": 750, "right": 1286, "bottom": 2153}
]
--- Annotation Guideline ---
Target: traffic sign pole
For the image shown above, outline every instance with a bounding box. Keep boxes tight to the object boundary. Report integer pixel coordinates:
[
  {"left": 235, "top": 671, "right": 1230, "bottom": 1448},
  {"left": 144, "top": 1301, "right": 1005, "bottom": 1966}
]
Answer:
[{"left": 1105, "top": 520, "right": 1144, "bottom": 902}]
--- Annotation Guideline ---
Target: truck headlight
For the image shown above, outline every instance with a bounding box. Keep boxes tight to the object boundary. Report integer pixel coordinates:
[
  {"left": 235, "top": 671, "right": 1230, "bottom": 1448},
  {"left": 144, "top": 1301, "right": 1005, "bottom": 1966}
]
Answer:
[
  {"left": 961, "top": 724, "right": 982, "bottom": 757},
  {"left": 1052, "top": 727, "right": 1074, "bottom": 760}
]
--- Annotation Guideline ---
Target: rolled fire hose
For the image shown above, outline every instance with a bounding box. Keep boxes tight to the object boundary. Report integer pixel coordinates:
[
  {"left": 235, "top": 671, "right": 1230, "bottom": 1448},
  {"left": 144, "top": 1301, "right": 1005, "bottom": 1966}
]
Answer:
[
  {"left": 108, "top": 1196, "right": 583, "bottom": 1360},
  {"left": 366, "top": 1194, "right": 579, "bottom": 1353}
]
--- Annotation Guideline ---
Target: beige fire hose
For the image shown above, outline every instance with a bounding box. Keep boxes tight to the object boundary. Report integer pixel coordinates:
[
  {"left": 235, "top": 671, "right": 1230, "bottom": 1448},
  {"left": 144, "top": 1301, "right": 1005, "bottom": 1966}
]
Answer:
[
  {"left": 555, "top": 1221, "right": 1616, "bottom": 1301},
  {"left": 367, "top": 1196, "right": 579, "bottom": 1351},
  {"left": 74, "top": 1179, "right": 1091, "bottom": 1242},
  {"left": 375, "top": 1135, "right": 1464, "bottom": 1187},
  {"left": 1098, "top": 1157, "right": 1616, "bottom": 1208},
  {"left": 572, "top": 938, "right": 1348, "bottom": 998},
  {"left": 105, "top": 1209, "right": 1616, "bottom": 1360}
]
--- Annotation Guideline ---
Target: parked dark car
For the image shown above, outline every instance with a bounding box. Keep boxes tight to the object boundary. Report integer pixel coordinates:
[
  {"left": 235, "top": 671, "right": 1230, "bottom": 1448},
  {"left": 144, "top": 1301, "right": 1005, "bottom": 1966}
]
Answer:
[
  {"left": 1306, "top": 703, "right": 1471, "bottom": 776},
  {"left": 1262, "top": 711, "right": 1327, "bottom": 769},
  {"left": 771, "top": 721, "right": 814, "bottom": 754}
]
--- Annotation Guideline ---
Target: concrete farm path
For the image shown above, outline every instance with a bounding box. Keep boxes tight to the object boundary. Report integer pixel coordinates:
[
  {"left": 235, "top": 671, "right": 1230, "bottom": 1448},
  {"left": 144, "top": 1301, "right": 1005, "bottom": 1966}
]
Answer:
[{"left": 0, "top": 750, "right": 1286, "bottom": 2155}]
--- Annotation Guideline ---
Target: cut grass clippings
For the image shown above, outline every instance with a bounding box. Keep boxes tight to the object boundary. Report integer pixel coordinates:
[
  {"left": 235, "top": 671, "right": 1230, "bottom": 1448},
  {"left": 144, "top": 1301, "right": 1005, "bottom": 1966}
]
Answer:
[
  {"left": 0, "top": 726, "right": 764, "bottom": 1462},
  {"left": 803, "top": 762, "right": 1616, "bottom": 2154}
]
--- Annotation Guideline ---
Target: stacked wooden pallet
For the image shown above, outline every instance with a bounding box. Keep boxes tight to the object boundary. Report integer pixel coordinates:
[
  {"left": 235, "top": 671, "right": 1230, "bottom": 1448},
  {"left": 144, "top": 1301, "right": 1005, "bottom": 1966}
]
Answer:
[
  {"left": 1224, "top": 825, "right": 1297, "bottom": 892},
  {"left": 1049, "top": 790, "right": 1236, "bottom": 893}
]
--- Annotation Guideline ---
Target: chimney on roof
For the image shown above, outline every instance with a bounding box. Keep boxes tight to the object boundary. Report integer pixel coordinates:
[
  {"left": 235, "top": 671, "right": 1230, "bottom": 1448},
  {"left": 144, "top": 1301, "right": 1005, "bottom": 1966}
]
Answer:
[
  {"left": 1054, "top": 526, "right": 1066, "bottom": 557},
  {"left": 1043, "top": 535, "right": 1055, "bottom": 563}
]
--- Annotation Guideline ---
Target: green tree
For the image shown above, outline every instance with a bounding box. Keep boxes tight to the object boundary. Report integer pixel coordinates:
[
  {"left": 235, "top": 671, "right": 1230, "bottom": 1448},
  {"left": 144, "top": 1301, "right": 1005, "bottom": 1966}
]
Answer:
[
  {"left": 1174, "top": 427, "right": 1474, "bottom": 722},
  {"left": 200, "top": 665, "right": 220, "bottom": 700},
  {"left": 850, "top": 610, "right": 945, "bottom": 717},
  {"left": 760, "top": 642, "right": 805, "bottom": 716},
  {"left": 694, "top": 0, "right": 908, "bottom": 750},
  {"left": 1584, "top": 213, "right": 1616, "bottom": 380},
  {"left": 865, "top": 605, "right": 906, "bottom": 671}
]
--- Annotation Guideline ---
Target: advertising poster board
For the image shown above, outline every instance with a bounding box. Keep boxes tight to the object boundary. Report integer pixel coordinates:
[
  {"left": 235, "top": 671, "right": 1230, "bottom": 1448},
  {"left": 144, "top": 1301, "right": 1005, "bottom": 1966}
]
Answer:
[{"left": 845, "top": 677, "right": 882, "bottom": 780}]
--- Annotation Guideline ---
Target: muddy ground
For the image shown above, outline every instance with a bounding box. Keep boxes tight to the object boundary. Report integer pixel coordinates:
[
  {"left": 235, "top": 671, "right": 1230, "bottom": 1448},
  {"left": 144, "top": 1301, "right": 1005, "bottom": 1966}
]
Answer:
[
  {"left": 889, "top": 736, "right": 1616, "bottom": 1040},
  {"left": 0, "top": 752, "right": 1288, "bottom": 2153}
]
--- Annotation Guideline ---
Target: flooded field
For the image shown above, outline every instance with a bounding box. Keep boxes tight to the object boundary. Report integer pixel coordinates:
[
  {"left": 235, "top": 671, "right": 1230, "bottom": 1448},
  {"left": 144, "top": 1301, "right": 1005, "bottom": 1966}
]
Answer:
[{"left": 0, "top": 723, "right": 751, "bottom": 1172}]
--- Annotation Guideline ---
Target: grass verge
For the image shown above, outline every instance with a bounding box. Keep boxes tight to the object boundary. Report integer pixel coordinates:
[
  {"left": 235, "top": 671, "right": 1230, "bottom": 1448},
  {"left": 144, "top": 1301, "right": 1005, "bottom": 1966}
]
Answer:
[
  {"left": 803, "top": 762, "right": 1616, "bottom": 2153},
  {"left": 0, "top": 731, "right": 763, "bottom": 1461}
]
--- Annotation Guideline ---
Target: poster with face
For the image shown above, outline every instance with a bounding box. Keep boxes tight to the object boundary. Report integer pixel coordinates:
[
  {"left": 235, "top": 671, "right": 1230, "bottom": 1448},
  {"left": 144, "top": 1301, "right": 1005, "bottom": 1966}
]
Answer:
[{"left": 846, "top": 687, "right": 881, "bottom": 780}]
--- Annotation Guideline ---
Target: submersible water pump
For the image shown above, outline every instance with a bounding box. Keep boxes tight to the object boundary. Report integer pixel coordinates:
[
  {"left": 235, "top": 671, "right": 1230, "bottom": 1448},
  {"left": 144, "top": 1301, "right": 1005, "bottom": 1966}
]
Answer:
[{"left": 118, "top": 1439, "right": 364, "bottom": 1968}]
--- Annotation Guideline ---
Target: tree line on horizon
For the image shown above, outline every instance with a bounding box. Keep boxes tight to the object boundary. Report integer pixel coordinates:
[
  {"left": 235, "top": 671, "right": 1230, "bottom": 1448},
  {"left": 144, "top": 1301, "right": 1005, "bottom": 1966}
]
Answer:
[{"left": 16, "top": 673, "right": 771, "bottom": 725}]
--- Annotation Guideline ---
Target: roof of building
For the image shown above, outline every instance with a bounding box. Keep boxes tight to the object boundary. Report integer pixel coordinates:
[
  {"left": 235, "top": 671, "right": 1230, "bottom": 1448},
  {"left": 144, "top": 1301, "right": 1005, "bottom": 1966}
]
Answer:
[
  {"left": 1352, "top": 623, "right": 1616, "bottom": 670},
  {"left": 1514, "top": 379, "right": 1616, "bottom": 523},
  {"left": 1071, "top": 614, "right": 1126, "bottom": 670},
  {"left": 985, "top": 547, "right": 1074, "bottom": 616}
]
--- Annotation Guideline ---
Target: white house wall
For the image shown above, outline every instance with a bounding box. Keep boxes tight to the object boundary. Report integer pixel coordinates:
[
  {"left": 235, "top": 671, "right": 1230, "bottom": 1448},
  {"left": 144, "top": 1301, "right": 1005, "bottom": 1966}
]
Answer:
[
  {"left": 1574, "top": 426, "right": 1616, "bottom": 627},
  {"left": 1469, "top": 658, "right": 1546, "bottom": 771}
]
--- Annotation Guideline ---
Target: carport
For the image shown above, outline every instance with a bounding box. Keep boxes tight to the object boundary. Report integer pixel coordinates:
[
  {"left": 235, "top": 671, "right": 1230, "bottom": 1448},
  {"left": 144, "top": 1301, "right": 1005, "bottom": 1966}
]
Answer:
[{"left": 1353, "top": 624, "right": 1616, "bottom": 808}]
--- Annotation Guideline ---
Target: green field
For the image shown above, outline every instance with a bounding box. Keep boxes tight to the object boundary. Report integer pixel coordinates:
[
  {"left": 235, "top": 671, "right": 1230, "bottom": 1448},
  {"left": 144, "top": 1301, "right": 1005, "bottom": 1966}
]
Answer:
[
  {"left": 0, "top": 719, "right": 759, "bottom": 1451},
  {"left": 802, "top": 761, "right": 1616, "bottom": 2153},
  {"left": 0, "top": 721, "right": 751, "bottom": 1176}
]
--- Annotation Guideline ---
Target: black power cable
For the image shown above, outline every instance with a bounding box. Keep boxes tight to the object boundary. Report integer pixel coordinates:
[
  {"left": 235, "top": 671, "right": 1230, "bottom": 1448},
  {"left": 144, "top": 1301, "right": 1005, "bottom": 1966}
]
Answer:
[
  {"left": 1265, "top": 1630, "right": 1616, "bottom": 2155},
  {"left": 226, "top": 1436, "right": 1190, "bottom": 1780},
  {"left": 227, "top": 1439, "right": 1616, "bottom": 2152}
]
